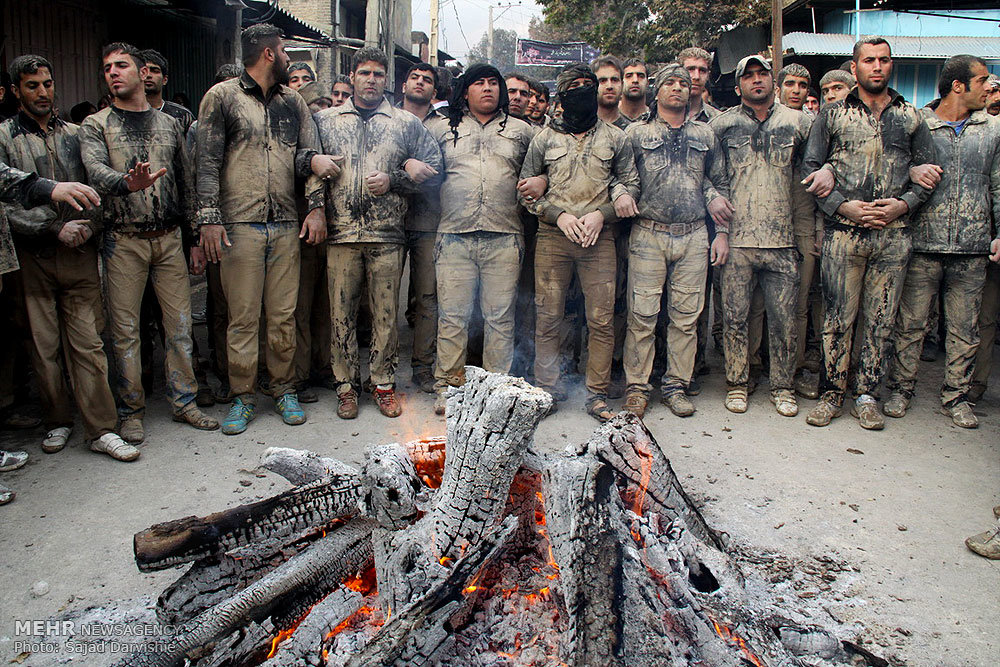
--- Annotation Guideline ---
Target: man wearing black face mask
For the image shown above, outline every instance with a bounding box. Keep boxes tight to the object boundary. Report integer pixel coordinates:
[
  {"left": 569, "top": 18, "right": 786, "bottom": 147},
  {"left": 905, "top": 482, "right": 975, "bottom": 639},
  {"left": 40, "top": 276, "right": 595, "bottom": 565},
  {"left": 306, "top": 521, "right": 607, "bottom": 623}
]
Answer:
[{"left": 519, "top": 63, "right": 640, "bottom": 422}]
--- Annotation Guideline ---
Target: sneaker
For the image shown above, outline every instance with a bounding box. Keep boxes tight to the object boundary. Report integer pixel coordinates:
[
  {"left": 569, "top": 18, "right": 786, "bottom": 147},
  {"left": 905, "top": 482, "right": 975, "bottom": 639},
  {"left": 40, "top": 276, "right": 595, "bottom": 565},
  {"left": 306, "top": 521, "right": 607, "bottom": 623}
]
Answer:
[
  {"left": 725, "top": 388, "right": 748, "bottom": 414},
  {"left": 373, "top": 387, "right": 402, "bottom": 418},
  {"left": 882, "top": 392, "right": 909, "bottom": 418},
  {"left": 0, "top": 483, "right": 14, "bottom": 505},
  {"left": 297, "top": 385, "right": 319, "bottom": 404},
  {"left": 412, "top": 369, "right": 436, "bottom": 394},
  {"left": 941, "top": 401, "right": 978, "bottom": 429},
  {"left": 90, "top": 433, "right": 140, "bottom": 462},
  {"left": 173, "top": 406, "right": 221, "bottom": 431},
  {"left": 434, "top": 391, "right": 448, "bottom": 416},
  {"left": 806, "top": 392, "right": 843, "bottom": 427},
  {"left": 662, "top": 390, "right": 695, "bottom": 417},
  {"left": 42, "top": 427, "right": 72, "bottom": 454},
  {"left": 0, "top": 449, "right": 29, "bottom": 472},
  {"left": 965, "top": 526, "right": 1000, "bottom": 559},
  {"left": 275, "top": 393, "right": 307, "bottom": 426},
  {"left": 196, "top": 384, "right": 216, "bottom": 408},
  {"left": 794, "top": 370, "right": 820, "bottom": 399},
  {"left": 851, "top": 395, "right": 884, "bottom": 430},
  {"left": 221, "top": 398, "right": 256, "bottom": 435},
  {"left": 967, "top": 382, "right": 986, "bottom": 403},
  {"left": 337, "top": 386, "right": 359, "bottom": 420},
  {"left": 119, "top": 418, "right": 145, "bottom": 445},
  {"left": 623, "top": 393, "right": 648, "bottom": 418},
  {"left": 770, "top": 389, "right": 798, "bottom": 417}
]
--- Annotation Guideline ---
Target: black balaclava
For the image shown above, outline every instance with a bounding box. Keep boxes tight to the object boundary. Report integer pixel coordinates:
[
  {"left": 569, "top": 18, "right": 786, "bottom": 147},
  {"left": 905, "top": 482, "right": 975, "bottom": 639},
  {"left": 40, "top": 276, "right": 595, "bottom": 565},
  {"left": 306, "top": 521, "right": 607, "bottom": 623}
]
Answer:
[
  {"left": 447, "top": 63, "right": 509, "bottom": 143},
  {"left": 553, "top": 63, "right": 598, "bottom": 134}
]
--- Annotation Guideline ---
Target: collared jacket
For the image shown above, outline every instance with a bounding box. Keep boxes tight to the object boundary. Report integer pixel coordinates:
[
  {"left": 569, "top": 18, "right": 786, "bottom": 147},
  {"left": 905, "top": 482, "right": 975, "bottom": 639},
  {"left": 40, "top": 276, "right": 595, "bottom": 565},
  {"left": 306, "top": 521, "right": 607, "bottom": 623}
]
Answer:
[
  {"left": 403, "top": 105, "right": 444, "bottom": 233},
  {"left": 79, "top": 106, "right": 193, "bottom": 234},
  {"left": 519, "top": 120, "right": 640, "bottom": 227},
  {"left": 802, "top": 87, "right": 932, "bottom": 227},
  {"left": 709, "top": 101, "right": 814, "bottom": 248},
  {"left": 428, "top": 110, "right": 536, "bottom": 235},
  {"left": 0, "top": 162, "right": 57, "bottom": 274},
  {"left": 910, "top": 104, "right": 1000, "bottom": 254},
  {"left": 625, "top": 116, "right": 728, "bottom": 229},
  {"left": 158, "top": 101, "right": 195, "bottom": 134},
  {"left": 0, "top": 113, "right": 98, "bottom": 248},
  {"left": 315, "top": 97, "right": 443, "bottom": 245},
  {"left": 196, "top": 71, "right": 322, "bottom": 227}
]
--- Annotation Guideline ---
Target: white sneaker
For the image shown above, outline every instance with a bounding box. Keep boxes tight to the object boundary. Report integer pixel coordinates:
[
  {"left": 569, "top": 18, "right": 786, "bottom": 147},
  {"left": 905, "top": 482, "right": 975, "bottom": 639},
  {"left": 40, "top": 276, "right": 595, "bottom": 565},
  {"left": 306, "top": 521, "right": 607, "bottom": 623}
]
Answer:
[
  {"left": 42, "top": 427, "right": 72, "bottom": 454},
  {"left": 90, "top": 433, "right": 140, "bottom": 462}
]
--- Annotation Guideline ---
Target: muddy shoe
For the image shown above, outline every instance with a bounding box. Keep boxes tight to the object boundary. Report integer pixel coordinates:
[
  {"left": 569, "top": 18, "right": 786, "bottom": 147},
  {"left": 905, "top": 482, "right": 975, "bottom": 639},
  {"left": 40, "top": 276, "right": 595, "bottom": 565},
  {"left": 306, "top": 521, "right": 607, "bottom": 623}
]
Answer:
[
  {"left": 662, "top": 391, "right": 695, "bottom": 417},
  {"left": 337, "top": 387, "right": 359, "bottom": 420},
  {"left": 585, "top": 398, "right": 614, "bottom": 423},
  {"left": 297, "top": 385, "right": 319, "bottom": 404},
  {"left": 275, "top": 394, "right": 307, "bottom": 426},
  {"left": 965, "top": 527, "right": 1000, "bottom": 559},
  {"left": 770, "top": 389, "right": 798, "bottom": 417},
  {"left": 794, "top": 370, "right": 820, "bottom": 400},
  {"left": 882, "top": 392, "right": 909, "bottom": 418},
  {"left": 214, "top": 382, "right": 233, "bottom": 404},
  {"left": 374, "top": 387, "right": 402, "bottom": 418},
  {"left": 434, "top": 391, "right": 448, "bottom": 416},
  {"left": 851, "top": 395, "right": 884, "bottom": 430},
  {"left": 174, "top": 406, "right": 221, "bottom": 431},
  {"left": 685, "top": 376, "right": 702, "bottom": 396},
  {"left": 941, "top": 401, "right": 978, "bottom": 429},
  {"left": 196, "top": 384, "right": 216, "bottom": 408},
  {"left": 90, "top": 433, "right": 140, "bottom": 462},
  {"left": 119, "top": 418, "right": 145, "bottom": 444},
  {"left": 967, "top": 382, "right": 986, "bottom": 403},
  {"left": 0, "top": 449, "right": 29, "bottom": 472},
  {"left": 806, "top": 393, "right": 843, "bottom": 427},
  {"left": 623, "top": 392, "right": 648, "bottom": 418},
  {"left": 725, "top": 388, "right": 748, "bottom": 414},
  {"left": 42, "top": 427, "right": 72, "bottom": 454},
  {"left": 221, "top": 398, "right": 256, "bottom": 435},
  {"left": 412, "top": 369, "right": 436, "bottom": 394},
  {"left": 0, "top": 482, "right": 14, "bottom": 505}
]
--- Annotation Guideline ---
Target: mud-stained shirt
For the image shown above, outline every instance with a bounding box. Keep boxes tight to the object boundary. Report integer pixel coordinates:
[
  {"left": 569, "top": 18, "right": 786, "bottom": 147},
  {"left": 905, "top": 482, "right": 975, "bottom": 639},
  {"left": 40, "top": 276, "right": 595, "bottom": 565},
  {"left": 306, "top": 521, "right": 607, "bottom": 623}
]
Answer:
[
  {"left": 910, "top": 105, "right": 1000, "bottom": 255},
  {"left": 196, "top": 71, "right": 322, "bottom": 227},
  {"left": 157, "top": 101, "right": 195, "bottom": 134},
  {"left": 710, "top": 101, "right": 814, "bottom": 248},
  {"left": 0, "top": 113, "right": 97, "bottom": 244},
  {"left": 79, "top": 106, "right": 193, "bottom": 234},
  {"left": 428, "top": 111, "right": 536, "bottom": 235},
  {"left": 802, "top": 87, "right": 932, "bottom": 228},
  {"left": 404, "top": 106, "right": 444, "bottom": 233},
  {"left": 0, "top": 161, "right": 57, "bottom": 274},
  {"left": 691, "top": 103, "right": 721, "bottom": 123},
  {"left": 625, "top": 116, "right": 728, "bottom": 228},
  {"left": 315, "top": 97, "right": 443, "bottom": 245},
  {"left": 518, "top": 120, "right": 639, "bottom": 227}
]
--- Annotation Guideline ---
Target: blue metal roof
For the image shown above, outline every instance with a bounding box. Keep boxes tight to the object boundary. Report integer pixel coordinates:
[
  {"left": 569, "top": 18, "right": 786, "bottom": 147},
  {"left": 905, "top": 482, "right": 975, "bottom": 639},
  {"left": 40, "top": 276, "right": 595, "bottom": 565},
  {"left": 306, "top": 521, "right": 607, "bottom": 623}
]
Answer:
[{"left": 783, "top": 32, "right": 1000, "bottom": 60}]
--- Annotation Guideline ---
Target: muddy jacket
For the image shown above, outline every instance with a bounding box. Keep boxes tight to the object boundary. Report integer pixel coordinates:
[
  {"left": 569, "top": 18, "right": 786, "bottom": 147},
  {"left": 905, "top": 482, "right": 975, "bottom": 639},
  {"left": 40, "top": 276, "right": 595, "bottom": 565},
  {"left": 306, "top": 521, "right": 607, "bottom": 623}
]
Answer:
[
  {"left": 692, "top": 103, "right": 721, "bottom": 123},
  {"left": 196, "top": 71, "right": 322, "bottom": 227},
  {"left": 802, "top": 88, "right": 932, "bottom": 228},
  {"left": 404, "top": 105, "right": 444, "bottom": 233},
  {"left": 428, "top": 111, "right": 536, "bottom": 235},
  {"left": 710, "top": 101, "right": 814, "bottom": 248},
  {"left": 315, "top": 97, "right": 443, "bottom": 245},
  {"left": 625, "top": 116, "right": 728, "bottom": 229},
  {"left": 157, "top": 101, "right": 195, "bottom": 134},
  {"left": 0, "top": 113, "right": 98, "bottom": 248},
  {"left": 79, "top": 106, "right": 193, "bottom": 234},
  {"left": 0, "top": 162, "right": 57, "bottom": 274},
  {"left": 519, "top": 120, "right": 639, "bottom": 227},
  {"left": 910, "top": 104, "right": 1000, "bottom": 254}
]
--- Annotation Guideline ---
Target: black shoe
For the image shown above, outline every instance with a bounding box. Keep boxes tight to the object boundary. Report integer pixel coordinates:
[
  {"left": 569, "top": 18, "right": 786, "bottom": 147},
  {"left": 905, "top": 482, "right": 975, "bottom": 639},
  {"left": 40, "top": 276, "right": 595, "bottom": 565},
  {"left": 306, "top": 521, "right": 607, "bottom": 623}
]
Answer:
[
  {"left": 196, "top": 385, "right": 216, "bottom": 407},
  {"left": 685, "top": 376, "right": 702, "bottom": 396},
  {"left": 920, "top": 342, "right": 939, "bottom": 362}
]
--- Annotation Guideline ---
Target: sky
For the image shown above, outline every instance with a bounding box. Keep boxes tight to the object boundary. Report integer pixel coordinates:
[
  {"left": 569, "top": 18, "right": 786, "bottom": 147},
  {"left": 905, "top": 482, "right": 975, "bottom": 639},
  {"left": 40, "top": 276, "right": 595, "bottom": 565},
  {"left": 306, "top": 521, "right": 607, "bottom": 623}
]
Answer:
[{"left": 410, "top": 0, "right": 545, "bottom": 64}]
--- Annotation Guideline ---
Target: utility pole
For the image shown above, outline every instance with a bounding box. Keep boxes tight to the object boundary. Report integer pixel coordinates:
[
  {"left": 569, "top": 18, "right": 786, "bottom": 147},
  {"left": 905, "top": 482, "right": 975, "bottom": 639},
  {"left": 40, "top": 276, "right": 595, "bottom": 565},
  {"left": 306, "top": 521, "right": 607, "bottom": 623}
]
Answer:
[
  {"left": 771, "top": 0, "right": 783, "bottom": 72},
  {"left": 487, "top": 3, "right": 521, "bottom": 67},
  {"left": 430, "top": 0, "right": 439, "bottom": 65}
]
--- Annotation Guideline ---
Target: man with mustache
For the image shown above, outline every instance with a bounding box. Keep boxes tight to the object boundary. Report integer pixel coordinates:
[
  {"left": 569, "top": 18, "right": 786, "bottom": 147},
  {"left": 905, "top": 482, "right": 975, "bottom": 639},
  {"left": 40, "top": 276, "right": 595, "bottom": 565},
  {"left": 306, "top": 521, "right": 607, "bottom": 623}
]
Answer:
[
  {"left": 619, "top": 58, "right": 649, "bottom": 124},
  {"left": 505, "top": 73, "right": 532, "bottom": 121},
  {"left": 528, "top": 79, "right": 550, "bottom": 126},
  {"left": 777, "top": 63, "right": 811, "bottom": 111}
]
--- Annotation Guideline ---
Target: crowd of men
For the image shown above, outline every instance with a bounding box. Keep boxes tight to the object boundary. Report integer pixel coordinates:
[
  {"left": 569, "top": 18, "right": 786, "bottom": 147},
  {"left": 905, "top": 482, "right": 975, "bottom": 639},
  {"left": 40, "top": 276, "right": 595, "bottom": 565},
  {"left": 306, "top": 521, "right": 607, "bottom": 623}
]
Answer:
[{"left": 0, "top": 28, "right": 999, "bottom": 558}]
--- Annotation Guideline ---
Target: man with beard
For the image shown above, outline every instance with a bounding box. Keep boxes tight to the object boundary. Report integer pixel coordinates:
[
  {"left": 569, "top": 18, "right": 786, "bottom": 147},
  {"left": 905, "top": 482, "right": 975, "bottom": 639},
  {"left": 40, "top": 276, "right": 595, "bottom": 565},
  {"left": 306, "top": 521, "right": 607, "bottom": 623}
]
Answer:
[
  {"left": 592, "top": 56, "right": 628, "bottom": 130},
  {"left": 287, "top": 62, "right": 315, "bottom": 91},
  {"left": 819, "top": 69, "right": 855, "bottom": 106},
  {"left": 141, "top": 50, "right": 194, "bottom": 132},
  {"left": 428, "top": 64, "right": 538, "bottom": 414},
  {"left": 777, "top": 63, "right": 811, "bottom": 111},
  {"left": 710, "top": 55, "right": 814, "bottom": 417},
  {"left": 621, "top": 63, "right": 731, "bottom": 419},
  {"left": 802, "top": 37, "right": 933, "bottom": 430},
  {"left": 883, "top": 55, "right": 999, "bottom": 428},
  {"left": 619, "top": 58, "right": 649, "bottom": 123},
  {"left": 520, "top": 63, "right": 640, "bottom": 422},
  {"left": 505, "top": 73, "right": 532, "bottom": 120},
  {"left": 315, "top": 47, "right": 442, "bottom": 419},
  {"left": 528, "top": 79, "right": 550, "bottom": 126},
  {"left": 197, "top": 24, "right": 333, "bottom": 435},
  {"left": 80, "top": 42, "right": 217, "bottom": 446}
]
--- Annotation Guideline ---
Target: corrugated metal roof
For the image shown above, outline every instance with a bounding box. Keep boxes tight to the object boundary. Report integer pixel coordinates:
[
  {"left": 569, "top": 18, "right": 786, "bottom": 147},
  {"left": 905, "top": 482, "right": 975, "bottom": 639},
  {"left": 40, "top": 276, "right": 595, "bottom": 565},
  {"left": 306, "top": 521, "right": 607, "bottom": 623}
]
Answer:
[
  {"left": 784, "top": 32, "right": 1000, "bottom": 59},
  {"left": 243, "top": 0, "right": 333, "bottom": 45}
]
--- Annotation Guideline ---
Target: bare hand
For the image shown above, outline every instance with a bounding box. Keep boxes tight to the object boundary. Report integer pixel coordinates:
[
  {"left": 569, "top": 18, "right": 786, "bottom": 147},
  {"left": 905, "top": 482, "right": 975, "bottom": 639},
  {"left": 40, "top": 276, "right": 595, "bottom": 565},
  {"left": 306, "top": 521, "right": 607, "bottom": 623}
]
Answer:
[
  {"left": 517, "top": 176, "right": 548, "bottom": 201},
  {"left": 189, "top": 246, "right": 207, "bottom": 275},
  {"left": 200, "top": 224, "right": 231, "bottom": 263},
  {"left": 861, "top": 198, "right": 908, "bottom": 228},
  {"left": 802, "top": 168, "right": 835, "bottom": 198},
  {"left": 909, "top": 163, "right": 942, "bottom": 190},
  {"left": 707, "top": 196, "right": 735, "bottom": 229},
  {"left": 836, "top": 200, "right": 870, "bottom": 225},
  {"left": 556, "top": 212, "right": 585, "bottom": 245},
  {"left": 366, "top": 171, "right": 390, "bottom": 196},
  {"left": 300, "top": 208, "right": 328, "bottom": 245},
  {"left": 403, "top": 159, "right": 438, "bottom": 184},
  {"left": 51, "top": 182, "right": 100, "bottom": 211},
  {"left": 710, "top": 233, "right": 729, "bottom": 267},
  {"left": 311, "top": 154, "right": 343, "bottom": 181},
  {"left": 991, "top": 238, "right": 1000, "bottom": 263},
  {"left": 613, "top": 193, "right": 639, "bottom": 219},
  {"left": 57, "top": 220, "right": 93, "bottom": 248},
  {"left": 579, "top": 210, "right": 605, "bottom": 248},
  {"left": 124, "top": 162, "right": 167, "bottom": 192}
]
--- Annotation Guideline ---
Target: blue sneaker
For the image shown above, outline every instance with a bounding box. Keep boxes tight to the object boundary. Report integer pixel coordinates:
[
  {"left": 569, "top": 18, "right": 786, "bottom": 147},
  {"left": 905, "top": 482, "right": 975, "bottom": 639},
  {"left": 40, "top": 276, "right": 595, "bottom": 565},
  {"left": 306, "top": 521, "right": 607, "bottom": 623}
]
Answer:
[
  {"left": 221, "top": 398, "right": 255, "bottom": 435},
  {"left": 275, "top": 393, "right": 306, "bottom": 425}
]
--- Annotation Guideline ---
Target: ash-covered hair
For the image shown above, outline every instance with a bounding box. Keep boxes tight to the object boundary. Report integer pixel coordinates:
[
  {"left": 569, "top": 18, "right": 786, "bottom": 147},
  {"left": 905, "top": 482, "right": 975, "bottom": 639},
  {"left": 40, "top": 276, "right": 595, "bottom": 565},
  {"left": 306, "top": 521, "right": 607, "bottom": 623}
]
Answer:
[
  {"left": 214, "top": 63, "right": 244, "bottom": 83},
  {"left": 777, "top": 63, "right": 810, "bottom": 87},
  {"left": 287, "top": 62, "right": 315, "bottom": 78},
  {"left": 9, "top": 54, "right": 53, "bottom": 86},
  {"left": 676, "top": 47, "right": 712, "bottom": 66},
  {"left": 352, "top": 46, "right": 389, "bottom": 73},
  {"left": 101, "top": 42, "right": 144, "bottom": 71},
  {"left": 591, "top": 55, "right": 623, "bottom": 78},
  {"left": 819, "top": 69, "right": 855, "bottom": 89}
]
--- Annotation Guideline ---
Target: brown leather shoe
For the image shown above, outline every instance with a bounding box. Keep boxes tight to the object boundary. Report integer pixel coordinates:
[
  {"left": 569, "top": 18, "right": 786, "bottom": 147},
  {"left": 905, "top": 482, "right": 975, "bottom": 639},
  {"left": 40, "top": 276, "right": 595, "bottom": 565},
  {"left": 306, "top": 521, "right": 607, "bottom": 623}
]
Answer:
[
  {"left": 337, "top": 387, "right": 359, "bottom": 419},
  {"left": 374, "top": 387, "right": 402, "bottom": 418},
  {"left": 172, "top": 406, "right": 220, "bottom": 431}
]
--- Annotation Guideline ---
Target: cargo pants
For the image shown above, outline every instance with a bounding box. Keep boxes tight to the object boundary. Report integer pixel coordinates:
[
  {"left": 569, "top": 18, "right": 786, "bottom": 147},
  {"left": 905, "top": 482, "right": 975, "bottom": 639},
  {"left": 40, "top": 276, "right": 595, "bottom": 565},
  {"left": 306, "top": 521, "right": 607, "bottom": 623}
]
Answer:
[{"left": 970, "top": 261, "right": 1000, "bottom": 395}]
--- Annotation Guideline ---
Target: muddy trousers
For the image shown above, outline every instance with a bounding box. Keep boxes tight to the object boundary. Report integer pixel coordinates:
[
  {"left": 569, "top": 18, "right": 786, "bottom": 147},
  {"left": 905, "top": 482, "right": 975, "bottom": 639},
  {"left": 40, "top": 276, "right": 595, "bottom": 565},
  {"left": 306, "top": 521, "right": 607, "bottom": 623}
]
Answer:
[
  {"left": 625, "top": 225, "right": 708, "bottom": 396},
  {"left": 294, "top": 241, "right": 331, "bottom": 386},
  {"left": 613, "top": 223, "right": 631, "bottom": 367},
  {"left": 407, "top": 231, "right": 438, "bottom": 377},
  {"left": 794, "top": 236, "right": 822, "bottom": 370},
  {"left": 220, "top": 222, "right": 299, "bottom": 401},
  {"left": 970, "top": 261, "right": 1000, "bottom": 393},
  {"left": 18, "top": 244, "right": 117, "bottom": 440},
  {"left": 819, "top": 226, "right": 911, "bottom": 403},
  {"left": 722, "top": 247, "right": 799, "bottom": 390},
  {"left": 534, "top": 228, "right": 615, "bottom": 399},
  {"left": 434, "top": 232, "right": 522, "bottom": 388},
  {"left": 328, "top": 242, "right": 404, "bottom": 390},
  {"left": 104, "top": 229, "right": 197, "bottom": 418},
  {"left": 887, "top": 253, "right": 988, "bottom": 407}
]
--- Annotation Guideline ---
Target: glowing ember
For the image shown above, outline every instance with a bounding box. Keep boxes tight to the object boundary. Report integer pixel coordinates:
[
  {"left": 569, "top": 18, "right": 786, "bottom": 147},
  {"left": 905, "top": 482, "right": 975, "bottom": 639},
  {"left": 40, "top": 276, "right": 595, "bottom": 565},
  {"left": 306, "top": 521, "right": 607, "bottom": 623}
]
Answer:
[
  {"left": 711, "top": 620, "right": 767, "bottom": 667},
  {"left": 266, "top": 627, "right": 296, "bottom": 659},
  {"left": 463, "top": 585, "right": 479, "bottom": 594}
]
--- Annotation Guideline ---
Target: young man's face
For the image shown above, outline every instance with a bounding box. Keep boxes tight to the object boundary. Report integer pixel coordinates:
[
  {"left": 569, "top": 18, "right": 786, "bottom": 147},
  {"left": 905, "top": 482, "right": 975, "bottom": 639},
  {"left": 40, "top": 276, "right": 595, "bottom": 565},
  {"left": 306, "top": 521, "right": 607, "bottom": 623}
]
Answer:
[
  {"left": 852, "top": 43, "right": 892, "bottom": 94},
  {"left": 956, "top": 62, "right": 990, "bottom": 111},
  {"left": 805, "top": 94, "right": 820, "bottom": 113},
  {"left": 14, "top": 67, "right": 54, "bottom": 119},
  {"left": 657, "top": 76, "right": 690, "bottom": 111},
  {"left": 287, "top": 68, "right": 314, "bottom": 90},
  {"left": 821, "top": 80, "right": 851, "bottom": 104},
  {"left": 682, "top": 57, "right": 710, "bottom": 97},
  {"left": 622, "top": 64, "right": 648, "bottom": 101},
  {"left": 350, "top": 61, "right": 387, "bottom": 107},
  {"left": 779, "top": 74, "right": 809, "bottom": 110},
  {"left": 403, "top": 68, "right": 435, "bottom": 104},
  {"left": 739, "top": 63, "right": 773, "bottom": 104},
  {"left": 330, "top": 82, "right": 353, "bottom": 107},
  {"left": 270, "top": 41, "right": 291, "bottom": 85},
  {"left": 595, "top": 65, "right": 622, "bottom": 109},
  {"left": 506, "top": 77, "right": 531, "bottom": 117},
  {"left": 529, "top": 90, "right": 549, "bottom": 121},
  {"left": 465, "top": 76, "right": 500, "bottom": 116},
  {"left": 143, "top": 62, "right": 166, "bottom": 96},
  {"left": 103, "top": 51, "right": 146, "bottom": 99}
]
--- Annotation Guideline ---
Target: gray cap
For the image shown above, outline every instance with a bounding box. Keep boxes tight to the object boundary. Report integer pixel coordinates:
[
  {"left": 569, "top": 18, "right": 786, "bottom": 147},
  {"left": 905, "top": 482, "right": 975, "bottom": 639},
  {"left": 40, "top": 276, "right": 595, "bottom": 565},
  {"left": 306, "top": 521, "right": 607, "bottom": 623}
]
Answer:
[{"left": 735, "top": 54, "right": 771, "bottom": 79}]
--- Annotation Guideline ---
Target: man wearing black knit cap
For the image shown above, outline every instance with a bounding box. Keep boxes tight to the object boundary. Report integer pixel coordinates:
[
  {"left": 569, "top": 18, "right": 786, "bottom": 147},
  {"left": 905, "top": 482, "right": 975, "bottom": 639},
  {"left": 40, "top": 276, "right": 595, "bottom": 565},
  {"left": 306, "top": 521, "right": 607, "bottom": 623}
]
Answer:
[
  {"left": 519, "top": 63, "right": 640, "bottom": 422},
  {"left": 426, "top": 64, "right": 539, "bottom": 414}
]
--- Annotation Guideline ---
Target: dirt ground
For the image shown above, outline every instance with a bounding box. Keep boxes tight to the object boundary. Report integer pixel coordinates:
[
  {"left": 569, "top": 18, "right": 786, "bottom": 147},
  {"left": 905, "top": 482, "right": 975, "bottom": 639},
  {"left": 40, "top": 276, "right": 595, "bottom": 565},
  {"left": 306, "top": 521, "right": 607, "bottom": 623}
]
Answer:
[{"left": 0, "top": 277, "right": 997, "bottom": 666}]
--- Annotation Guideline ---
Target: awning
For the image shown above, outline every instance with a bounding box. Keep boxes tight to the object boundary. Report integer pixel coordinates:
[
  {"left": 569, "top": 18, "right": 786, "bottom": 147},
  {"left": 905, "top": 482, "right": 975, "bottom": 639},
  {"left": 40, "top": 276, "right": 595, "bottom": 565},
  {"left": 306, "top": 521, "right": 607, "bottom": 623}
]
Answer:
[
  {"left": 783, "top": 32, "right": 1000, "bottom": 60},
  {"left": 242, "top": 0, "right": 332, "bottom": 46}
]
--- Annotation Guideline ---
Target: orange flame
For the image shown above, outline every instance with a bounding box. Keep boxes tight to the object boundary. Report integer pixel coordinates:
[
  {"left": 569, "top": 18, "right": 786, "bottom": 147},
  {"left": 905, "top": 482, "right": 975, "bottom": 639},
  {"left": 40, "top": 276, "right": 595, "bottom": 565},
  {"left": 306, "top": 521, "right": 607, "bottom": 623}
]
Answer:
[
  {"left": 463, "top": 585, "right": 479, "bottom": 594},
  {"left": 323, "top": 605, "right": 378, "bottom": 642},
  {"left": 266, "top": 627, "right": 296, "bottom": 659},
  {"left": 710, "top": 620, "right": 767, "bottom": 667}
]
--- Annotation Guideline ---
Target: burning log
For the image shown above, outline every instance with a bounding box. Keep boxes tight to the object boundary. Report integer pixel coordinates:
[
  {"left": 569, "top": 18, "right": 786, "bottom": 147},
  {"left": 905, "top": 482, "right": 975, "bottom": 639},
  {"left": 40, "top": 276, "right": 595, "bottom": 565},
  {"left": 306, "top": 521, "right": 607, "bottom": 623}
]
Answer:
[{"left": 261, "top": 447, "right": 360, "bottom": 486}]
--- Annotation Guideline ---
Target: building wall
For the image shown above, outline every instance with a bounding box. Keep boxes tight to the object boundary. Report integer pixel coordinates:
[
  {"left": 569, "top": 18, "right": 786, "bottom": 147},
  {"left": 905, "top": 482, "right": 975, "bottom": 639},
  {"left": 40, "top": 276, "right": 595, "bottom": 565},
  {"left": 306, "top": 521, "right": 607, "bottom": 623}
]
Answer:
[{"left": 824, "top": 9, "right": 1000, "bottom": 39}]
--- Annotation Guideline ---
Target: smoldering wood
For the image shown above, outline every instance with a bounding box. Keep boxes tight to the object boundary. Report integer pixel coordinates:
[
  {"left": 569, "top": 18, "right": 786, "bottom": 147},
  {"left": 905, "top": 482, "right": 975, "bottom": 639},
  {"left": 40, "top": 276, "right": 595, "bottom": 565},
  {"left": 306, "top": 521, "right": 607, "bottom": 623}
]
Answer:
[
  {"left": 261, "top": 588, "right": 366, "bottom": 667},
  {"left": 261, "top": 447, "right": 360, "bottom": 486},
  {"left": 360, "top": 443, "right": 428, "bottom": 530}
]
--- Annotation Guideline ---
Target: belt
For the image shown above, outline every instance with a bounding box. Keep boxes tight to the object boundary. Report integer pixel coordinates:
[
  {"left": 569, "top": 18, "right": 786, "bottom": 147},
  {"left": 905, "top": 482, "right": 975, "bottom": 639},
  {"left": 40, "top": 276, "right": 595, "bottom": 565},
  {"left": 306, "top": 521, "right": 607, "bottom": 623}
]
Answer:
[
  {"left": 133, "top": 227, "right": 176, "bottom": 239},
  {"left": 635, "top": 218, "right": 704, "bottom": 236}
]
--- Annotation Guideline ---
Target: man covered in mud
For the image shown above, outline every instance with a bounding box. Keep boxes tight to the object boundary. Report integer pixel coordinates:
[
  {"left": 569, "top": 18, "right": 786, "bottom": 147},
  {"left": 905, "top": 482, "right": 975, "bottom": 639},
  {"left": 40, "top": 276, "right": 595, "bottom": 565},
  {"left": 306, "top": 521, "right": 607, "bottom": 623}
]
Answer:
[
  {"left": 619, "top": 58, "right": 649, "bottom": 124},
  {"left": 80, "top": 42, "right": 217, "bottom": 446},
  {"left": 142, "top": 49, "right": 194, "bottom": 132},
  {"left": 527, "top": 79, "right": 550, "bottom": 127},
  {"left": 427, "top": 64, "right": 538, "bottom": 415},
  {"left": 710, "top": 55, "right": 814, "bottom": 417},
  {"left": 196, "top": 24, "right": 331, "bottom": 435},
  {"left": 314, "top": 46, "right": 442, "bottom": 420},
  {"left": 621, "top": 63, "right": 730, "bottom": 419},
  {"left": 593, "top": 56, "right": 629, "bottom": 130},
  {"left": 802, "top": 37, "right": 933, "bottom": 430},
  {"left": 819, "top": 69, "right": 855, "bottom": 107},
  {"left": 884, "top": 55, "right": 1000, "bottom": 429},
  {"left": 777, "top": 63, "right": 811, "bottom": 112},
  {"left": 520, "top": 63, "right": 639, "bottom": 422}
]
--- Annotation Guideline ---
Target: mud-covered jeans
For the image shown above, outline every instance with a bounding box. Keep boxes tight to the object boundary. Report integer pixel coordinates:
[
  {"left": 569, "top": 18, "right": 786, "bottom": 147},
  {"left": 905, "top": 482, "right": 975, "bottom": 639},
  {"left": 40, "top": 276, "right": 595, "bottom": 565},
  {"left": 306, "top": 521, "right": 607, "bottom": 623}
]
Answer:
[
  {"left": 328, "top": 242, "right": 404, "bottom": 390},
  {"left": 888, "top": 252, "right": 987, "bottom": 406},
  {"left": 294, "top": 241, "right": 331, "bottom": 385},
  {"left": 220, "top": 222, "right": 300, "bottom": 401},
  {"left": 104, "top": 228, "right": 197, "bottom": 417},
  {"left": 819, "top": 226, "right": 912, "bottom": 403},
  {"left": 625, "top": 224, "right": 708, "bottom": 396},
  {"left": 794, "top": 235, "right": 822, "bottom": 370},
  {"left": 535, "top": 228, "right": 616, "bottom": 398},
  {"left": 971, "top": 261, "right": 1000, "bottom": 392},
  {"left": 434, "top": 232, "right": 522, "bottom": 388},
  {"left": 722, "top": 247, "right": 799, "bottom": 390},
  {"left": 407, "top": 231, "right": 438, "bottom": 377}
]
